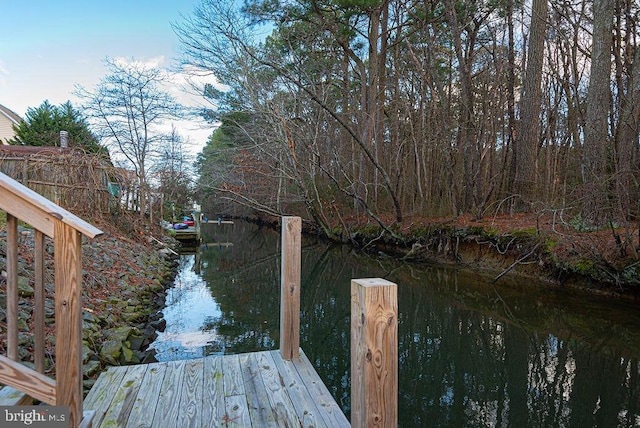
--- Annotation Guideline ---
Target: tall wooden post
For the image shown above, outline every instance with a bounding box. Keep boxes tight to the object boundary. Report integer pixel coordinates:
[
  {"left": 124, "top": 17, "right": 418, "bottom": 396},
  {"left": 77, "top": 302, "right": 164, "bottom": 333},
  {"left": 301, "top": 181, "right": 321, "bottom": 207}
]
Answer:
[
  {"left": 6, "top": 214, "right": 18, "bottom": 361},
  {"left": 280, "top": 216, "right": 301, "bottom": 360},
  {"left": 351, "top": 278, "right": 398, "bottom": 427},
  {"left": 54, "top": 220, "right": 83, "bottom": 428}
]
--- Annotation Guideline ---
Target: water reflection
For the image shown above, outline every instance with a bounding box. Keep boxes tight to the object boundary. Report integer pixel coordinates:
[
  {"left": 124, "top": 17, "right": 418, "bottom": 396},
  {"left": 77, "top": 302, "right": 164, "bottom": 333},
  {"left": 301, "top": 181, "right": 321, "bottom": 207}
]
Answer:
[{"left": 151, "top": 220, "right": 640, "bottom": 427}]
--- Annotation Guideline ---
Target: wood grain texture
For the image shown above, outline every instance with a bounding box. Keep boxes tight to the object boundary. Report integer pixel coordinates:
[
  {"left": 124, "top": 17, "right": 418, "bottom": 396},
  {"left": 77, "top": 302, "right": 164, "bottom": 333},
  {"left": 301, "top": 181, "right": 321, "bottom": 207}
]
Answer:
[
  {"left": 0, "top": 356, "right": 56, "bottom": 404},
  {"left": 255, "top": 350, "right": 300, "bottom": 427},
  {"left": 83, "top": 366, "right": 129, "bottom": 426},
  {"left": 0, "top": 386, "right": 32, "bottom": 406},
  {"left": 54, "top": 220, "right": 84, "bottom": 428},
  {"left": 271, "top": 349, "right": 323, "bottom": 427},
  {"left": 280, "top": 216, "right": 301, "bottom": 359},
  {"left": 6, "top": 214, "right": 18, "bottom": 361},
  {"left": 295, "top": 350, "right": 350, "bottom": 427},
  {"left": 98, "top": 365, "right": 147, "bottom": 428},
  {"left": 202, "top": 356, "right": 225, "bottom": 427},
  {"left": 176, "top": 358, "right": 204, "bottom": 428},
  {"left": 85, "top": 351, "right": 350, "bottom": 427},
  {"left": 125, "top": 362, "right": 167, "bottom": 428},
  {"left": 151, "top": 359, "right": 186, "bottom": 427},
  {"left": 351, "top": 278, "right": 398, "bottom": 428},
  {"left": 34, "top": 230, "right": 45, "bottom": 374},
  {"left": 239, "top": 353, "right": 277, "bottom": 426}
]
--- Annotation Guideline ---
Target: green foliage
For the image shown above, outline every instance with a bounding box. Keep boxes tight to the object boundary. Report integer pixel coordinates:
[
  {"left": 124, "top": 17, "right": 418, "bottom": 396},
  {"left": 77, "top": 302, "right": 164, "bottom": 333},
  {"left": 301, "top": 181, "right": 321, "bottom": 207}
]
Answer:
[
  {"left": 511, "top": 227, "right": 538, "bottom": 237},
  {"left": 10, "top": 100, "right": 105, "bottom": 154},
  {"left": 573, "top": 258, "right": 596, "bottom": 275}
]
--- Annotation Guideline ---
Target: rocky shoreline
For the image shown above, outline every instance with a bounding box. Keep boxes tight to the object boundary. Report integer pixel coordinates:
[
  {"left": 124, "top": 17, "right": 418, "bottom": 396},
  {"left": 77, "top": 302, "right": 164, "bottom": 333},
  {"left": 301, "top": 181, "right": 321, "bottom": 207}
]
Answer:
[{"left": 0, "top": 224, "right": 180, "bottom": 394}]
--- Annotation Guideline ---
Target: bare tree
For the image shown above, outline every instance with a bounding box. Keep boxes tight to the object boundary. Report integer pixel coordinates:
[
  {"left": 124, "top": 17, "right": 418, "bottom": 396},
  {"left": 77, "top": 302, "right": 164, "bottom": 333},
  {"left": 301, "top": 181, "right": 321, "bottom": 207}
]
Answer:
[
  {"left": 583, "top": 0, "right": 614, "bottom": 225},
  {"left": 76, "top": 57, "right": 181, "bottom": 218},
  {"left": 514, "top": 0, "right": 548, "bottom": 211}
]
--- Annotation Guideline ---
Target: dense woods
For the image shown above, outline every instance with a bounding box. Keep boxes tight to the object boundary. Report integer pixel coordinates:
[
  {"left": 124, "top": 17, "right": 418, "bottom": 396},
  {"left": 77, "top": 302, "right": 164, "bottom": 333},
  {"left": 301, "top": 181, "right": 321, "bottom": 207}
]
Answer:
[{"left": 177, "top": 0, "right": 640, "bottom": 239}]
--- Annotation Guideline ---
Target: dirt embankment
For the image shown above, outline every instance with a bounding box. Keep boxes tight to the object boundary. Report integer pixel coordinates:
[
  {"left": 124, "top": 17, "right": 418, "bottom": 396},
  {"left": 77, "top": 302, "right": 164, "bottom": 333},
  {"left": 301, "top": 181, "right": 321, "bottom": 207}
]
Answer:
[{"left": 324, "top": 212, "right": 640, "bottom": 298}]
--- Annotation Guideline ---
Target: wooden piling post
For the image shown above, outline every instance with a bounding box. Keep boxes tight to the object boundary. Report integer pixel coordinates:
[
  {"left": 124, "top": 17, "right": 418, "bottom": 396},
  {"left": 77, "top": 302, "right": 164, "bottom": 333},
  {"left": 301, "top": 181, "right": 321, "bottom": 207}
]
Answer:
[
  {"left": 280, "top": 216, "right": 301, "bottom": 360},
  {"left": 351, "top": 278, "right": 398, "bottom": 427}
]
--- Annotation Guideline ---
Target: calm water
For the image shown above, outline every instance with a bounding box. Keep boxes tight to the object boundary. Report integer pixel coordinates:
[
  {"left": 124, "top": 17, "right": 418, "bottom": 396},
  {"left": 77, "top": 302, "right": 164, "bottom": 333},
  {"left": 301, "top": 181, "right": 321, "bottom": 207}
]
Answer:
[{"left": 150, "top": 220, "right": 640, "bottom": 427}]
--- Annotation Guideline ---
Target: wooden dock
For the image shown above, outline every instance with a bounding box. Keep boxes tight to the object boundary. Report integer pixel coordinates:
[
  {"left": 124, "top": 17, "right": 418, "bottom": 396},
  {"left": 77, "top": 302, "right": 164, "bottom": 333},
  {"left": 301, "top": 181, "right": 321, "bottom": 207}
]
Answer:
[
  {"left": 82, "top": 217, "right": 397, "bottom": 428},
  {"left": 84, "top": 349, "right": 349, "bottom": 427},
  {"left": 173, "top": 226, "right": 200, "bottom": 242}
]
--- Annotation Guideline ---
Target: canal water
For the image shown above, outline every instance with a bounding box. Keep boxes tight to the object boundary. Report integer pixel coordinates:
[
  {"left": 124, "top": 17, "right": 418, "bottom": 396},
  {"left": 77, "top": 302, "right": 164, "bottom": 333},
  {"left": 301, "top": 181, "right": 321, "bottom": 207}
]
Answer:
[{"left": 150, "top": 220, "right": 640, "bottom": 427}]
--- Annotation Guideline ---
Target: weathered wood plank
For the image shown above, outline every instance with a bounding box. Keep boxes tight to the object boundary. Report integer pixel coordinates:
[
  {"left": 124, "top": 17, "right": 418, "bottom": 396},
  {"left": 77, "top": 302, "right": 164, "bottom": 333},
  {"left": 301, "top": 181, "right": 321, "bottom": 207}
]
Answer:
[
  {"left": 85, "top": 351, "right": 350, "bottom": 428},
  {"left": 98, "top": 364, "right": 147, "bottom": 428},
  {"left": 222, "top": 354, "right": 244, "bottom": 397},
  {"left": 176, "top": 358, "right": 204, "bottom": 428},
  {"left": 222, "top": 354, "right": 251, "bottom": 427},
  {"left": 151, "top": 359, "right": 186, "bottom": 427},
  {"left": 202, "top": 356, "right": 225, "bottom": 428},
  {"left": 255, "top": 350, "right": 299, "bottom": 427},
  {"left": 239, "top": 353, "right": 278, "bottom": 427},
  {"left": 0, "top": 386, "right": 32, "bottom": 405},
  {"left": 270, "top": 350, "right": 324, "bottom": 427},
  {"left": 125, "top": 362, "right": 168, "bottom": 428},
  {"left": 294, "top": 350, "right": 350, "bottom": 427},
  {"left": 84, "top": 366, "right": 129, "bottom": 426},
  {"left": 0, "top": 356, "right": 56, "bottom": 404}
]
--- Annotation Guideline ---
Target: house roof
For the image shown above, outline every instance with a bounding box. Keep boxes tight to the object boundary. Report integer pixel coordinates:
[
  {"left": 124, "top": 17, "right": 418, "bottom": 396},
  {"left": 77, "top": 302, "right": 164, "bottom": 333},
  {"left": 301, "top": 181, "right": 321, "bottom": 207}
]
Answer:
[{"left": 0, "top": 104, "right": 23, "bottom": 125}]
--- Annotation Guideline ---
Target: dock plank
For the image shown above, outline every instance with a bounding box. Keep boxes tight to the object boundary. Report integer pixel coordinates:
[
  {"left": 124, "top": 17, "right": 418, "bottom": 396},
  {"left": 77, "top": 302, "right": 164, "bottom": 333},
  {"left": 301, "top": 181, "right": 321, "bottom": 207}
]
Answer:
[
  {"left": 98, "top": 365, "right": 147, "bottom": 428},
  {"left": 295, "top": 350, "right": 351, "bottom": 427},
  {"left": 222, "top": 354, "right": 251, "bottom": 427},
  {"left": 240, "top": 353, "right": 278, "bottom": 426},
  {"left": 84, "top": 365, "right": 129, "bottom": 427},
  {"left": 270, "top": 350, "right": 324, "bottom": 427},
  {"left": 202, "top": 356, "right": 225, "bottom": 427},
  {"left": 125, "top": 362, "right": 168, "bottom": 428},
  {"left": 255, "top": 350, "right": 300, "bottom": 427},
  {"left": 176, "top": 358, "right": 204, "bottom": 428},
  {"left": 151, "top": 359, "right": 186, "bottom": 427},
  {"left": 85, "top": 350, "right": 349, "bottom": 428}
]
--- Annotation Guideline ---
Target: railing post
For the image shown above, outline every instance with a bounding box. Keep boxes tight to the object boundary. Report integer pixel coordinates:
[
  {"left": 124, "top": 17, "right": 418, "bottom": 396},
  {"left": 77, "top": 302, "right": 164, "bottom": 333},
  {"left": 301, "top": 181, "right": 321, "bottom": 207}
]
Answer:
[
  {"left": 351, "top": 278, "right": 398, "bottom": 427},
  {"left": 280, "top": 216, "right": 301, "bottom": 360},
  {"left": 54, "top": 220, "right": 83, "bottom": 428},
  {"left": 6, "top": 214, "right": 18, "bottom": 361}
]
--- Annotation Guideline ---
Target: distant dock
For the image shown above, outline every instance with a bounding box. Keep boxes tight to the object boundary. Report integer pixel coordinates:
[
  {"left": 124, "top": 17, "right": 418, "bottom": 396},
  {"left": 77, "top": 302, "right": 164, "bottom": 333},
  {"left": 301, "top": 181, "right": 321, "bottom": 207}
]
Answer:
[{"left": 172, "top": 216, "right": 234, "bottom": 244}]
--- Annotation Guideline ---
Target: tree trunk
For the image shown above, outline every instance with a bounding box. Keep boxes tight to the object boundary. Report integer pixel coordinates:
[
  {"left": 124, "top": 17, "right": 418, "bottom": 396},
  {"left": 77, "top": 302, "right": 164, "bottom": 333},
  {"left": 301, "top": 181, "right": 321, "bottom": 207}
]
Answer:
[
  {"left": 583, "top": 0, "right": 614, "bottom": 225},
  {"left": 514, "top": 0, "right": 548, "bottom": 211}
]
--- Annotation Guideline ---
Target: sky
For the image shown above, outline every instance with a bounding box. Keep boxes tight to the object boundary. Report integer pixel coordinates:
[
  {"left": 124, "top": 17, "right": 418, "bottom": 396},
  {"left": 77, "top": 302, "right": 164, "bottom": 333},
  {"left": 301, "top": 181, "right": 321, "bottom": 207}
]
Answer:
[{"left": 0, "top": 0, "right": 216, "bottom": 152}]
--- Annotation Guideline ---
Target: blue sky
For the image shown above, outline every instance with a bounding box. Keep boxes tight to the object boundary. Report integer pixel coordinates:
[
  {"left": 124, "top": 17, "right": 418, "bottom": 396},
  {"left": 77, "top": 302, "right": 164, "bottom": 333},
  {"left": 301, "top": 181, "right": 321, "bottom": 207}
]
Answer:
[{"left": 0, "top": 0, "right": 214, "bottom": 147}]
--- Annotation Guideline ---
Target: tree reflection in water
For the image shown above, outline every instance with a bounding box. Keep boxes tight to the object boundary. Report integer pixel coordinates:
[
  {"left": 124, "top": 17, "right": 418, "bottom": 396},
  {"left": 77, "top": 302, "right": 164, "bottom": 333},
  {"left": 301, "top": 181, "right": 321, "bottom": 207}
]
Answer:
[{"left": 152, "top": 221, "right": 640, "bottom": 427}]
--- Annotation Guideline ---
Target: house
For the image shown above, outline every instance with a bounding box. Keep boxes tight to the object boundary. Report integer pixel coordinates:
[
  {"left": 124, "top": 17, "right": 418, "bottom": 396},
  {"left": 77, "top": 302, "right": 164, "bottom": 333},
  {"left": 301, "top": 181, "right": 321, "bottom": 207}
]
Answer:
[{"left": 0, "top": 104, "right": 22, "bottom": 144}]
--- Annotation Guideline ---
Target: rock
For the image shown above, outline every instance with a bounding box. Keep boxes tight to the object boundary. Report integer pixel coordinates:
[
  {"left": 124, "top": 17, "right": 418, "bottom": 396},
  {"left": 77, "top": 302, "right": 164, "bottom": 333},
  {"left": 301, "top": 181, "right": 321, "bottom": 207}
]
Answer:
[
  {"left": 83, "top": 360, "right": 101, "bottom": 378},
  {"left": 128, "top": 335, "right": 145, "bottom": 351},
  {"left": 148, "top": 318, "right": 166, "bottom": 332},
  {"left": 100, "top": 339, "right": 122, "bottom": 365},
  {"left": 120, "top": 345, "right": 139, "bottom": 364},
  {"left": 104, "top": 326, "right": 135, "bottom": 343},
  {"left": 17, "top": 276, "right": 34, "bottom": 297}
]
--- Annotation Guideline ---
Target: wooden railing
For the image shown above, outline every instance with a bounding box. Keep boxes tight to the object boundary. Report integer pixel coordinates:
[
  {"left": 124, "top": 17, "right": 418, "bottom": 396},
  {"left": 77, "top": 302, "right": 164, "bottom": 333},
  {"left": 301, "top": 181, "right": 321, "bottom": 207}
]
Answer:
[
  {"left": 279, "top": 216, "right": 398, "bottom": 427},
  {"left": 0, "top": 171, "right": 103, "bottom": 427}
]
